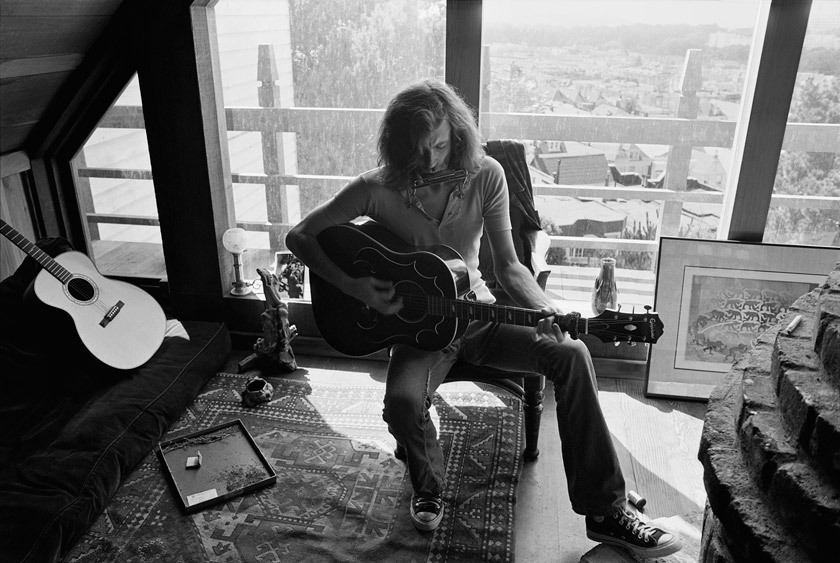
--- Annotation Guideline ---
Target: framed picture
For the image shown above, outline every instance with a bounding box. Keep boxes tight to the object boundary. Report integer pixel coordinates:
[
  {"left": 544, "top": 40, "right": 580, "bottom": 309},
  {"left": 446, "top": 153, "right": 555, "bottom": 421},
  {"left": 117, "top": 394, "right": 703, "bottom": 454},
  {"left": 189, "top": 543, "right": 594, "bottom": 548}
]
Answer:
[
  {"left": 273, "top": 251, "right": 308, "bottom": 299},
  {"left": 645, "top": 237, "right": 838, "bottom": 401}
]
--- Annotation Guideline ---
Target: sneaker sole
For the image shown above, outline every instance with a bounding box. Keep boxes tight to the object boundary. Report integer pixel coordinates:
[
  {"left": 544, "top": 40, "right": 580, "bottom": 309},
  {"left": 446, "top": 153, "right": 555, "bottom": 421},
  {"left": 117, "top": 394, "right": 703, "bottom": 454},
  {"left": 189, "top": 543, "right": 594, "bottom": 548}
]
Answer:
[
  {"left": 411, "top": 511, "right": 443, "bottom": 532},
  {"left": 586, "top": 530, "right": 683, "bottom": 558},
  {"left": 412, "top": 517, "right": 442, "bottom": 532}
]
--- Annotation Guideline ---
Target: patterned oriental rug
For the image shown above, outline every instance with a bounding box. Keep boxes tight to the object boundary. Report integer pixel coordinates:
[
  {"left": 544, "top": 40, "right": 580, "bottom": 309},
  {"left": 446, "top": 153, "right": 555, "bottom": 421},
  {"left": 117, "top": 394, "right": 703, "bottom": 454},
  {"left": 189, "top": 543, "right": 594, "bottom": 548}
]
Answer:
[{"left": 64, "top": 372, "right": 524, "bottom": 563}]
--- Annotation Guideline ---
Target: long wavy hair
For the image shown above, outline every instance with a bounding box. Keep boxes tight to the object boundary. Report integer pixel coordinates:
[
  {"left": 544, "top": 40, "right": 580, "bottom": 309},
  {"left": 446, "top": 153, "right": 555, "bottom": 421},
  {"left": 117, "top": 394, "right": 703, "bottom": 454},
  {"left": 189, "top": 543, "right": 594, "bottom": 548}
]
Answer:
[{"left": 377, "top": 79, "right": 484, "bottom": 191}]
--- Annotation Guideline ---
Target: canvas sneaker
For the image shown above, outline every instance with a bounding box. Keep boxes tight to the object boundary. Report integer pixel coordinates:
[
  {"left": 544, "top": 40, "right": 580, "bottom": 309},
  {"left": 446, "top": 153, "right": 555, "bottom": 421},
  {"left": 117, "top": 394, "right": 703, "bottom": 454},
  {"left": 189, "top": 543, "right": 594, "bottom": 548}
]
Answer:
[
  {"left": 585, "top": 505, "right": 682, "bottom": 558},
  {"left": 410, "top": 494, "right": 444, "bottom": 532}
]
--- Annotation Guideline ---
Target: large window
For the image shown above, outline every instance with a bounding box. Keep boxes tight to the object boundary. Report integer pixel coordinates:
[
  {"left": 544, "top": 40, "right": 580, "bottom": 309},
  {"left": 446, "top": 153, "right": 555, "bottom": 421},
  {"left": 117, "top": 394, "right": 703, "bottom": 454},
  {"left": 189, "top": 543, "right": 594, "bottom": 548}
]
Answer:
[{"left": 213, "top": 0, "right": 446, "bottom": 278}]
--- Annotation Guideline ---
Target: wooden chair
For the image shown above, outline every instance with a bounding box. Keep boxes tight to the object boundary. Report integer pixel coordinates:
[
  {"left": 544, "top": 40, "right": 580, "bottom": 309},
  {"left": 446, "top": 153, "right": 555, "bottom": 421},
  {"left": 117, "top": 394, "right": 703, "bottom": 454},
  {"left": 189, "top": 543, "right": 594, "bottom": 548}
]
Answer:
[{"left": 443, "top": 140, "right": 550, "bottom": 462}]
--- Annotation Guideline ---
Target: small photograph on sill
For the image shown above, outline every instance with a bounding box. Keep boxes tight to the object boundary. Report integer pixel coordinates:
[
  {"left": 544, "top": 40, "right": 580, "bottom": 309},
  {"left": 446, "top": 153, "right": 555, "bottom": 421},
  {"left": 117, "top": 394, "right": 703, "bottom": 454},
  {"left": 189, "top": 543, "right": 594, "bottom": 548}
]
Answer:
[{"left": 273, "top": 251, "right": 307, "bottom": 299}]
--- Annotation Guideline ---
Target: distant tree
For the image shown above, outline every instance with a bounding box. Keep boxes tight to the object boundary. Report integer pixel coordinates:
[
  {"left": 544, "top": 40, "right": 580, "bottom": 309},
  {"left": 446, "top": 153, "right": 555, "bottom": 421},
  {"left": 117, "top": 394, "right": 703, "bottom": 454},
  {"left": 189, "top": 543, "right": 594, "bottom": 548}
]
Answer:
[
  {"left": 708, "top": 44, "right": 750, "bottom": 64},
  {"left": 290, "top": 0, "right": 444, "bottom": 109},
  {"left": 288, "top": 0, "right": 445, "bottom": 212},
  {"left": 766, "top": 76, "right": 840, "bottom": 244},
  {"left": 618, "top": 96, "right": 641, "bottom": 115},
  {"left": 612, "top": 211, "right": 658, "bottom": 271},
  {"left": 799, "top": 48, "right": 840, "bottom": 77},
  {"left": 541, "top": 219, "right": 567, "bottom": 266}
]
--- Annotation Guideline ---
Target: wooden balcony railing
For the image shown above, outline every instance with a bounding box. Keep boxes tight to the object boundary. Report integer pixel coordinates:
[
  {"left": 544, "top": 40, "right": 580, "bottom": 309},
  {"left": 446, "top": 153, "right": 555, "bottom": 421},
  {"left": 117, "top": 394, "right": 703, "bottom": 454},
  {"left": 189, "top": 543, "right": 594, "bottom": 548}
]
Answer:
[{"left": 77, "top": 45, "right": 840, "bottom": 274}]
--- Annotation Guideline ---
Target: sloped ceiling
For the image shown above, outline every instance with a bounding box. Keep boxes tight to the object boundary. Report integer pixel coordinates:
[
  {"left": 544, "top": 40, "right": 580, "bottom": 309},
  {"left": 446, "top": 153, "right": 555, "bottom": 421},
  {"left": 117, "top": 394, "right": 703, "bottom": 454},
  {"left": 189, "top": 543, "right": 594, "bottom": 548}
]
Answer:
[{"left": 0, "top": 0, "right": 125, "bottom": 156}]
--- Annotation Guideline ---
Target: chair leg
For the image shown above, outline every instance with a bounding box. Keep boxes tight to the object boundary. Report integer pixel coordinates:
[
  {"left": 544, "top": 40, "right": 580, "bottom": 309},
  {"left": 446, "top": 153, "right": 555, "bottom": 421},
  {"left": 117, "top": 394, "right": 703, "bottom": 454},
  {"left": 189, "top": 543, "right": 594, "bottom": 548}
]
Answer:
[{"left": 522, "top": 377, "right": 545, "bottom": 462}]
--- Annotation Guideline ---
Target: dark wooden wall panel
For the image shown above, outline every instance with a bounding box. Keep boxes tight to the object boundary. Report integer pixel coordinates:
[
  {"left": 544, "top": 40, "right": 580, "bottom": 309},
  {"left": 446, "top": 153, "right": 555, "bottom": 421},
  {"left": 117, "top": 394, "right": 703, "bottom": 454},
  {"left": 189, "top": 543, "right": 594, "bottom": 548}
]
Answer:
[
  {"left": 0, "top": 17, "right": 111, "bottom": 58},
  {"left": 0, "top": 73, "right": 71, "bottom": 125},
  {"left": 0, "top": 0, "right": 123, "bottom": 157},
  {"left": 1, "top": 1, "right": 121, "bottom": 17},
  {"left": 1, "top": 152, "right": 36, "bottom": 279}
]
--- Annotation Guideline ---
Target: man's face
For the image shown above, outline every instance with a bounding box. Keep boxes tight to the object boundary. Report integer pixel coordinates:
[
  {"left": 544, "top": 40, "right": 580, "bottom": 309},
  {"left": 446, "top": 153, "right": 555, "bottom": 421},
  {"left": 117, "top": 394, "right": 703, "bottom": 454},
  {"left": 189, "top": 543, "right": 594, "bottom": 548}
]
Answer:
[{"left": 420, "top": 119, "right": 452, "bottom": 174}]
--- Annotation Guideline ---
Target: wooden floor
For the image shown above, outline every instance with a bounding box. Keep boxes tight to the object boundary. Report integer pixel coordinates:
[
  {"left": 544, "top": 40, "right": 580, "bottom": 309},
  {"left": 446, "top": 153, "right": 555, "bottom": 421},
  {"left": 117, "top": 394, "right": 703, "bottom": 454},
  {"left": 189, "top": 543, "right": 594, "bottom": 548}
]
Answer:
[{"left": 224, "top": 349, "right": 708, "bottom": 563}]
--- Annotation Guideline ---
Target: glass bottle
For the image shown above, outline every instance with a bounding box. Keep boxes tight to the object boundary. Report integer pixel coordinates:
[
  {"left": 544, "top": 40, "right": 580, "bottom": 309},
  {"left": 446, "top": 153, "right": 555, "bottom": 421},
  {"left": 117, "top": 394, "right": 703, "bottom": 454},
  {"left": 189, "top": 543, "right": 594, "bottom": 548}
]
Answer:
[{"left": 591, "top": 257, "right": 619, "bottom": 315}]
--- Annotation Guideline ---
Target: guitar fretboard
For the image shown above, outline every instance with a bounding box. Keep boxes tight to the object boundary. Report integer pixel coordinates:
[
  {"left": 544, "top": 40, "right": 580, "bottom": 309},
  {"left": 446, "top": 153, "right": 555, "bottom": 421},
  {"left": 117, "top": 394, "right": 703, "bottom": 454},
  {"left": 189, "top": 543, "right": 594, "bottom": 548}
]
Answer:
[
  {"left": 428, "top": 295, "right": 585, "bottom": 334},
  {"left": 0, "top": 220, "right": 71, "bottom": 283}
]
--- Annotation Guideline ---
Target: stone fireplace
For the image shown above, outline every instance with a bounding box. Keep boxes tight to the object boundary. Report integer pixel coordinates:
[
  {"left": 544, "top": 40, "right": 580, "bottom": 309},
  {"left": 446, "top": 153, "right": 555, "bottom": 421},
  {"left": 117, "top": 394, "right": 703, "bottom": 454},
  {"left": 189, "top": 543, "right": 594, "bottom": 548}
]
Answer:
[{"left": 698, "top": 263, "right": 839, "bottom": 562}]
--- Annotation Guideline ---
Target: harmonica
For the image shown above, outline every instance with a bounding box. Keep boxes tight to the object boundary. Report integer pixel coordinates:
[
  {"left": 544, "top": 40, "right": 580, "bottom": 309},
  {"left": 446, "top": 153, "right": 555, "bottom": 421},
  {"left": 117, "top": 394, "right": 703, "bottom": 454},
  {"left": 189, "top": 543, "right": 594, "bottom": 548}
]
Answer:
[{"left": 412, "top": 169, "right": 467, "bottom": 189}]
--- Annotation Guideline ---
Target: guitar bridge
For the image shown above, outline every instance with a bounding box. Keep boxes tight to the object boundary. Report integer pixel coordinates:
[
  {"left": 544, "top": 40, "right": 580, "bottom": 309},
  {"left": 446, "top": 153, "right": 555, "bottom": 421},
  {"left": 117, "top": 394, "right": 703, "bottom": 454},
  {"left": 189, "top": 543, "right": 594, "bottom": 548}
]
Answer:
[{"left": 100, "top": 300, "right": 125, "bottom": 327}]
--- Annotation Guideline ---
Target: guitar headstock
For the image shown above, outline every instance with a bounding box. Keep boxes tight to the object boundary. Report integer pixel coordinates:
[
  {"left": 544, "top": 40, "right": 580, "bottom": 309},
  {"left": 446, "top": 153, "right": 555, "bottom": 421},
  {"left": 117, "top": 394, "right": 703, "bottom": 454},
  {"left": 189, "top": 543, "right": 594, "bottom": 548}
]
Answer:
[{"left": 587, "top": 306, "right": 664, "bottom": 345}]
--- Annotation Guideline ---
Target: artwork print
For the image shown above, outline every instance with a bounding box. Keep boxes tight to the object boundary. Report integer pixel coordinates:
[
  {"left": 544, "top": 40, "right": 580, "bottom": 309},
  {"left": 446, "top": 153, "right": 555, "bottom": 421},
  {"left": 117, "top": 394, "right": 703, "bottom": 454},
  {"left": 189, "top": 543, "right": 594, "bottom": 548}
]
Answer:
[
  {"left": 645, "top": 237, "right": 838, "bottom": 400},
  {"left": 273, "top": 251, "right": 307, "bottom": 299},
  {"left": 675, "top": 267, "right": 822, "bottom": 372}
]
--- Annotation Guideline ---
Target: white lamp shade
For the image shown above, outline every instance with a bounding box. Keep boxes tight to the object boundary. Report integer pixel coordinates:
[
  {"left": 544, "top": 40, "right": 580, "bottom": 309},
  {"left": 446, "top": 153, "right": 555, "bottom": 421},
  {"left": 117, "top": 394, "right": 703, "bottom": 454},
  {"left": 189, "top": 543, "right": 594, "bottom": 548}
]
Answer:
[{"left": 222, "top": 228, "right": 248, "bottom": 254}]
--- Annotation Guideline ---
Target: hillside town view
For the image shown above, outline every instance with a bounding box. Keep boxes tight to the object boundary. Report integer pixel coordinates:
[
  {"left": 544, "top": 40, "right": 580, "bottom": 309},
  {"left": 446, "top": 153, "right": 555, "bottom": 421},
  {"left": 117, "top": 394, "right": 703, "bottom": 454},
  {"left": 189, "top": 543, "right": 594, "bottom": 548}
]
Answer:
[{"left": 480, "top": 13, "right": 840, "bottom": 257}]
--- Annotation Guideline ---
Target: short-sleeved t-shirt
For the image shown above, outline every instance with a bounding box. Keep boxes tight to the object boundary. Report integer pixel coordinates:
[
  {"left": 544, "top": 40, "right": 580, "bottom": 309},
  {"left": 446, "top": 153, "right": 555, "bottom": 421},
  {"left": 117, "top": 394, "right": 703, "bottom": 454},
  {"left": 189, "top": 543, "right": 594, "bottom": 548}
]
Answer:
[{"left": 324, "top": 155, "right": 511, "bottom": 302}]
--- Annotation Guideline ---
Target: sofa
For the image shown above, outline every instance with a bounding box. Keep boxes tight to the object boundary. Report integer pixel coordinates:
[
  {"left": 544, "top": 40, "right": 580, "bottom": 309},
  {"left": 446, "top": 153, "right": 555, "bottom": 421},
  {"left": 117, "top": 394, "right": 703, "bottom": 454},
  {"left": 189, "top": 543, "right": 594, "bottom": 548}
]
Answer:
[{"left": 0, "top": 239, "right": 231, "bottom": 563}]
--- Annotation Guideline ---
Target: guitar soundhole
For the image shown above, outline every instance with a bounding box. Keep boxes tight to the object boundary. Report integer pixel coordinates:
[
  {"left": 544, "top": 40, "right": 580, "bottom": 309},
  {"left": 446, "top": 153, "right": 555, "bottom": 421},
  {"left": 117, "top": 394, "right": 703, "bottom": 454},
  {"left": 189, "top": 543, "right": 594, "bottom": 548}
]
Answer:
[
  {"left": 395, "top": 280, "right": 428, "bottom": 323},
  {"left": 67, "top": 276, "right": 96, "bottom": 303}
]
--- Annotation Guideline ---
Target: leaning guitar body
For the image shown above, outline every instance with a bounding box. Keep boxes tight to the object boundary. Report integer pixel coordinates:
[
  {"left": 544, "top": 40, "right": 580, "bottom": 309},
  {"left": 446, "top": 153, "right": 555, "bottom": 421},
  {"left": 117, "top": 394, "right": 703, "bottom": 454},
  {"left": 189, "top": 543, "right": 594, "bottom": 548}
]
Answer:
[
  {"left": 311, "top": 222, "right": 664, "bottom": 357},
  {"left": 2, "top": 220, "right": 166, "bottom": 369}
]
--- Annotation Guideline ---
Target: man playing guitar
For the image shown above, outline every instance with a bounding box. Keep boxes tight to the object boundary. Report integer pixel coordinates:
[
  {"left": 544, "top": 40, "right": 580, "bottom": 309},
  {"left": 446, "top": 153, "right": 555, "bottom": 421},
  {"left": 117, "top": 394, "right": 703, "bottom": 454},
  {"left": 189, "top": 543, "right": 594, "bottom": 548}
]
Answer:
[{"left": 286, "top": 79, "right": 681, "bottom": 558}]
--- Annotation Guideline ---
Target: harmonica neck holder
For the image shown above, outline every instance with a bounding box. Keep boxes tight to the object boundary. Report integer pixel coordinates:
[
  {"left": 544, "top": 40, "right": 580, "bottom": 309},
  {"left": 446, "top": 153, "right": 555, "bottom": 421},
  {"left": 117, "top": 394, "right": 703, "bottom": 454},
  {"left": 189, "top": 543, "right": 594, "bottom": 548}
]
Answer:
[{"left": 412, "top": 169, "right": 467, "bottom": 189}]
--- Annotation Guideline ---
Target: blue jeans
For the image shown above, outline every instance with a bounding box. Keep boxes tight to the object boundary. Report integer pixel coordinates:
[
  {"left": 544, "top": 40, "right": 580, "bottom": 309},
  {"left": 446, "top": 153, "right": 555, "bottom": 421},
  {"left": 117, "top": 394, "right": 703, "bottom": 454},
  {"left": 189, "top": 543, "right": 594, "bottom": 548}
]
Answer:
[{"left": 382, "top": 320, "right": 626, "bottom": 516}]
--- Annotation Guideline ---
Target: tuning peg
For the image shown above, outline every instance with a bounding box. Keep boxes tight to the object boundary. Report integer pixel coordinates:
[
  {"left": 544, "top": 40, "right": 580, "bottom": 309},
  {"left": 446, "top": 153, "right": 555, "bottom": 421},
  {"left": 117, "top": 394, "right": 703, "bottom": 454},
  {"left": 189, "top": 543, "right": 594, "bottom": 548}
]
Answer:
[
  {"left": 616, "top": 303, "right": 622, "bottom": 311},
  {"left": 629, "top": 342, "right": 636, "bottom": 347},
  {"left": 614, "top": 341, "right": 621, "bottom": 347},
  {"left": 644, "top": 305, "right": 652, "bottom": 311}
]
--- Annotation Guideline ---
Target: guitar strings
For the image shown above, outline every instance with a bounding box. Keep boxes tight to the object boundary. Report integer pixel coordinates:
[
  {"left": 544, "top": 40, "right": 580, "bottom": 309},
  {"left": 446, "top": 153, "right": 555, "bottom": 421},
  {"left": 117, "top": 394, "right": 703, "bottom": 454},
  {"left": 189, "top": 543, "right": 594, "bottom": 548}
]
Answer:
[{"left": 390, "top": 291, "right": 644, "bottom": 335}]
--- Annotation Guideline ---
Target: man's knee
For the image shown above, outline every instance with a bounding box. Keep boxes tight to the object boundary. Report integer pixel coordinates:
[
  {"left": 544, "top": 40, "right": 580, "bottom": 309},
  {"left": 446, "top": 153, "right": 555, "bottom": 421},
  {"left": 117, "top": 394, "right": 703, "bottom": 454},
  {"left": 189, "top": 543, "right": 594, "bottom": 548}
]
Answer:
[
  {"left": 382, "top": 390, "right": 428, "bottom": 426},
  {"left": 566, "top": 337, "right": 592, "bottom": 363},
  {"left": 542, "top": 338, "right": 596, "bottom": 383}
]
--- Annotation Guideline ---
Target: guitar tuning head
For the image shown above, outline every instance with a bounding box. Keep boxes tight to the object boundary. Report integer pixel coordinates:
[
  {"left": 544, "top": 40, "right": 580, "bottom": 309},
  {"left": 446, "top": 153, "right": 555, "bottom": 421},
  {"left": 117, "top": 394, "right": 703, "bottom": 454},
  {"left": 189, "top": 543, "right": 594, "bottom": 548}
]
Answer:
[
  {"left": 614, "top": 341, "right": 621, "bottom": 347},
  {"left": 644, "top": 305, "right": 652, "bottom": 311}
]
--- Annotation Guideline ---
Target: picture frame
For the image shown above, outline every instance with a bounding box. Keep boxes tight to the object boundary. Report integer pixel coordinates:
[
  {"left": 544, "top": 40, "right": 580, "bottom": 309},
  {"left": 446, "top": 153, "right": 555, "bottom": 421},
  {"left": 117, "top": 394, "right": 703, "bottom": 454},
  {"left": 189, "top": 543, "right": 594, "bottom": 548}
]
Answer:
[
  {"left": 273, "top": 251, "right": 308, "bottom": 299},
  {"left": 645, "top": 237, "right": 838, "bottom": 401}
]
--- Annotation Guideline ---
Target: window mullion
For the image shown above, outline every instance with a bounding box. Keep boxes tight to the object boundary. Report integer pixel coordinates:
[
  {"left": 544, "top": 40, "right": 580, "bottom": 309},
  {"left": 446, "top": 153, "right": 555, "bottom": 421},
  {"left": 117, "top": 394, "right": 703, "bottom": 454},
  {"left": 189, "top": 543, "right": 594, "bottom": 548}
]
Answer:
[{"left": 720, "top": 0, "right": 812, "bottom": 242}]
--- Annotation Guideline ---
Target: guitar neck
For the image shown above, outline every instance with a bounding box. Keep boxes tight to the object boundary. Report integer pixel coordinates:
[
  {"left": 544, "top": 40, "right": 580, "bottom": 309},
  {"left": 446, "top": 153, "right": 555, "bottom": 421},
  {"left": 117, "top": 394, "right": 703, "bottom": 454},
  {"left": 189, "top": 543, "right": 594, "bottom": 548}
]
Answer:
[
  {"left": 0, "top": 220, "right": 70, "bottom": 283},
  {"left": 429, "top": 296, "right": 586, "bottom": 336}
]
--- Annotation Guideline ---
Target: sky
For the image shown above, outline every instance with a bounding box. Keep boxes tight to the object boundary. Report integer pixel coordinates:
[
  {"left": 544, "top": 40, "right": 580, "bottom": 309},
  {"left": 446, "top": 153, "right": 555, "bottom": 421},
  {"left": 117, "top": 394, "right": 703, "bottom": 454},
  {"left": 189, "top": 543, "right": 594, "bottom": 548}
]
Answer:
[{"left": 483, "top": 0, "right": 840, "bottom": 31}]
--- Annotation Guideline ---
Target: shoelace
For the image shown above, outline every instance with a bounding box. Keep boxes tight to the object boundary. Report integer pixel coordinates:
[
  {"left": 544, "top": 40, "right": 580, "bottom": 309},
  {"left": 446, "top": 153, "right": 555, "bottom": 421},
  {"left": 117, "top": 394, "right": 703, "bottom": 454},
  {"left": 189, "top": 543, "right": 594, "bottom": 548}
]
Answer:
[
  {"left": 617, "top": 511, "right": 657, "bottom": 541},
  {"left": 415, "top": 497, "right": 442, "bottom": 513}
]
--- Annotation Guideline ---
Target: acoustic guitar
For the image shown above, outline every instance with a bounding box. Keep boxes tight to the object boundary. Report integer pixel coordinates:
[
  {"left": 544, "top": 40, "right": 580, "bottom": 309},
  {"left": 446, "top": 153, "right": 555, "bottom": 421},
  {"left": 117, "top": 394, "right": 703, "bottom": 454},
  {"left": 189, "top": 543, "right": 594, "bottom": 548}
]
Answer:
[
  {"left": 1, "top": 220, "right": 166, "bottom": 369},
  {"left": 310, "top": 222, "right": 664, "bottom": 357}
]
